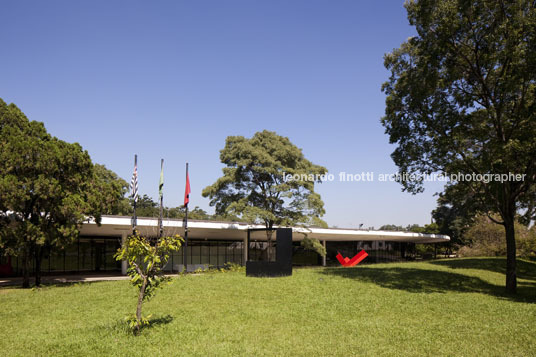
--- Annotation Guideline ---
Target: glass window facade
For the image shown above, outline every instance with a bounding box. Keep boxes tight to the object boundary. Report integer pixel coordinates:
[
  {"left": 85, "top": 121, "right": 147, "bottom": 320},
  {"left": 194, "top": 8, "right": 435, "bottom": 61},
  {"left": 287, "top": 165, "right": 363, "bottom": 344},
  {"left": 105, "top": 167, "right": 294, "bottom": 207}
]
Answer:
[
  {"left": 292, "top": 242, "right": 321, "bottom": 266},
  {"left": 1, "top": 236, "right": 419, "bottom": 277},
  {"left": 5, "top": 236, "right": 122, "bottom": 276},
  {"left": 248, "top": 241, "right": 272, "bottom": 262},
  {"left": 163, "top": 240, "right": 244, "bottom": 272},
  {"left": 325, "top": 241, "right": 415, "bottom": 265}
]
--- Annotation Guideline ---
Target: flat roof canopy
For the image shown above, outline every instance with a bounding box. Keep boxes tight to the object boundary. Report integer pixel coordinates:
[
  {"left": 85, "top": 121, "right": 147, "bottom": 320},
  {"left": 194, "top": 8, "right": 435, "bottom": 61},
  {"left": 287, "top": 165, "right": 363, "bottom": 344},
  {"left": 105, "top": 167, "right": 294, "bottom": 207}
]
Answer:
[{"left": 80, "top": 216, "right": 450, "bottom": 244}]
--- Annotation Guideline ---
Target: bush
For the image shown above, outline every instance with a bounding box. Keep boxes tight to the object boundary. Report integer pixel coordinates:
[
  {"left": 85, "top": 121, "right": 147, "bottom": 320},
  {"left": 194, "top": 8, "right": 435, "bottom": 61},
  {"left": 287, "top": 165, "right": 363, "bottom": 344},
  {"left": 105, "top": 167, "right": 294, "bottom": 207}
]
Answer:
[{"left": 458, "top": 215, "right": 536, "bottom": 258}]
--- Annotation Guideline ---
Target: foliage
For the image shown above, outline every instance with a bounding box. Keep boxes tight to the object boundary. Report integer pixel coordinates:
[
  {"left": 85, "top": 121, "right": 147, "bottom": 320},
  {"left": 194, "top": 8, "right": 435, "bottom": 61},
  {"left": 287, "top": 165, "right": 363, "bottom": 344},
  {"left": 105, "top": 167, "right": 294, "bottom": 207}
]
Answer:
[
  {"left": 88, "top": 164, "right": 130, "bottom": 218},
  {"left": 378, "top": 223, "right": 442, "bottom": 258},
  {"left": 130, "top": 194, "right": 158, "bottom": 217},
  {"left": 459, "top": 215, "right": 536, "bottom": 257},
  {"left": 165, "top": 205, "right": 240, "bottom": 221},
  {"left": 117, "top": 193, "right": 243, "bottom": 222},
  {"left": 221, "top": 262, "right": 245, "bottom": 272},
  {"left": 202, "top": 130, "right": 327, "bottom": 258},
  {"left": 0, "top": 98, "right": 126, "bottom": 287},
  {"left": 115, "top": 231, "right": 182, "bottom": 334},
  {"left": 125, "top": 314, "right": 150, "bottom": 331},
  {"left": 381, "top": 0, "right": 536, "bottom": 293},
  {"left": 379, "top": 224, "right": 405, "bottom": 231},
  {"left": 299, "top": 236, "right": 326, "bottom": 256},
  {"left": 188, "top": 262, "right": 246, "bottom": 274},
  {"left": 432, "top": 189, "right": 475, "bottom": 250},
  {"left": 378, "top": 223, "right": 439, "bottom": 234},
  {"left": 166, "top": 205, "right": 208, "bottom": 219}
]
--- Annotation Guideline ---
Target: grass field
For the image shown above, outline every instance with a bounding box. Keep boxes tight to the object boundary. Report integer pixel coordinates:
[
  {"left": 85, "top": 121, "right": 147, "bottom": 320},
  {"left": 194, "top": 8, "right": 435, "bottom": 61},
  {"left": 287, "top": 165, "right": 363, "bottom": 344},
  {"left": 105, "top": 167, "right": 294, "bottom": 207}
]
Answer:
[{"left": 1, "top": 258, "right": 535, "bottom": 356}]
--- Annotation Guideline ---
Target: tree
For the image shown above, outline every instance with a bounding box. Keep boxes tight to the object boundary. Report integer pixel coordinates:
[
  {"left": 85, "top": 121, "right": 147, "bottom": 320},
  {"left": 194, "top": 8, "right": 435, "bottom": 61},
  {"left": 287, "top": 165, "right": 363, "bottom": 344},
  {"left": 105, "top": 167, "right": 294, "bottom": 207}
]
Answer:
[
  {"left": 133, "top": 194, "right": 159, "bottom": 217},
  {"left": 460, "top": 214, "right": 536, "bottom": 257},
  {"left": 115, "top": 231, "right": 182, "bottom": 334},
  {"left": 432, "top": 186, "right": 476, "bottom": 253},
  {"left": 202, "top": 130, "right": 327, "bottom": 260},
  {"left": 167, "top": 205, "right": 211, "bottom": 220},
  {"left": 379, "top": 223, "right": 438, "bottom": 234},
  {"left": 90, "top": 164, "right": 130, "bottom": 217},
  {"left": 381, "top": 0, "right": 536, "bottom": 293},
  {"left": 379, "top": 224, "right": 405, "bottom": 231},
  {"left": 0, "top": 99, "right": 126, "bottom": 287},
  {"left": 167, "top": 205, "right": 242, "bottom": 221}
]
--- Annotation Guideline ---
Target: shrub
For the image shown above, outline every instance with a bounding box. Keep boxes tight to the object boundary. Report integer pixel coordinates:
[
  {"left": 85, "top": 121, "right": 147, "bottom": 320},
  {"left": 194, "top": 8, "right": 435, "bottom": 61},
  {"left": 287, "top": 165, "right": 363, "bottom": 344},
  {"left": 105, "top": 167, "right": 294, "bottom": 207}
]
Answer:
[{"left": 458, "top": 215, "right": 536, "bottom": 258}]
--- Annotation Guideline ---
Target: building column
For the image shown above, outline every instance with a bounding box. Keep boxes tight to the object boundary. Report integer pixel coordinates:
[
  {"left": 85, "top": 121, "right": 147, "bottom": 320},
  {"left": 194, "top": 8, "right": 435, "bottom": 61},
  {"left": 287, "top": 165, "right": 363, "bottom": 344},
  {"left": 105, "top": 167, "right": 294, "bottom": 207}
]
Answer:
[
  {"left": 322, "top": 240, "right": 327, "bottom": 267},
  {"left": 243, "top": 235, "right": 248, "bottom": 265},
  {"left": 121, "top": 231, "right": 128, "bottom": 275}
]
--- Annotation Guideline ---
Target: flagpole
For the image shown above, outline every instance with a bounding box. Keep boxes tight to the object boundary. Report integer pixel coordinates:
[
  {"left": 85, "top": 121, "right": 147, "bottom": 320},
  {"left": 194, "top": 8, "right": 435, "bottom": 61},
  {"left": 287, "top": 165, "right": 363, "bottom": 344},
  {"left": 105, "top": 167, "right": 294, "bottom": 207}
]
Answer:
[
  {"left": 158, "top": 159, "right": 164, "bottom": 238},
  {"left": 132, "top": 154, "right": 137, "bottom": 235},
  {"left": 183, "top": 162, "right": 189, "bottom": 272}
]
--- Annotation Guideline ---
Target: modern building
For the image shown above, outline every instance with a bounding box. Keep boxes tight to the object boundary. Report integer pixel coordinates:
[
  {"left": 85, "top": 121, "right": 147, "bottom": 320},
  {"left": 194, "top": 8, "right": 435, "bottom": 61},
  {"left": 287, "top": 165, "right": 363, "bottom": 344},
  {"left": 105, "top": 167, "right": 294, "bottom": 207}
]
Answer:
[{"left": 1, "top": 215, "right": 450, "bottom": 276}]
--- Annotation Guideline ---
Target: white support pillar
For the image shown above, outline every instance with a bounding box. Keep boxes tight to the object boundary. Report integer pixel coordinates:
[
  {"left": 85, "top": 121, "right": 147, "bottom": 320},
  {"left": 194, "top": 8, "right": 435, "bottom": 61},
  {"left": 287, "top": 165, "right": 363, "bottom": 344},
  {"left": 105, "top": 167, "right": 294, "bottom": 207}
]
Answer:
[
  {"left": 121, "top": 231, "right": 128, "bottom": 275},
  {"left": 243, "top": 235, "right": 248, "bottom": 265},
  {"left": 322, "top": 240, "right": 327, "bottom": 267}
]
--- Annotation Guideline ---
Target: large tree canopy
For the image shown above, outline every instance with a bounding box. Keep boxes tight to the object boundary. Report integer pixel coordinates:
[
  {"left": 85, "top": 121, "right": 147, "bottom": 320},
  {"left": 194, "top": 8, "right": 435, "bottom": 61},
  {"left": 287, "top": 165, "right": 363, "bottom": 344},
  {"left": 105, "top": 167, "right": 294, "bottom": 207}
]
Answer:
[
  {"left": 202, "top": 130, "right": 327, "bottom": 258},
  {"left": 90, "top": 164, "right": 129, "bottom": 217},
  {"left": 0, "top": 99, "right": 126, "bottom": 287},
  {"left": 381, "top": 0, "right": 536, "bottom": 292}
]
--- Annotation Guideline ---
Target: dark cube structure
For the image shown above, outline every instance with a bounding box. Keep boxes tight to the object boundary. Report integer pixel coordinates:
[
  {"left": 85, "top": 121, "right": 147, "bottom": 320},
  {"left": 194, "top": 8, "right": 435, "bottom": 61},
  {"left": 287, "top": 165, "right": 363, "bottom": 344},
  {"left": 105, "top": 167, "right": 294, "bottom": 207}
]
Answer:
[{"left": 246, "top": 228, "right": 293, "bottom": 277}]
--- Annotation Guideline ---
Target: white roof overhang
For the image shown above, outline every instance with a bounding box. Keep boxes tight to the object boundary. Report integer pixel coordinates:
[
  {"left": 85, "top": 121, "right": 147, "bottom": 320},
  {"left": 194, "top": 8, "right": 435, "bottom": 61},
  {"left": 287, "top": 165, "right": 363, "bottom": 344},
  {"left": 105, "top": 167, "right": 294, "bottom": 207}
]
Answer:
[{"left": 80, "top": 216, "right": 450, "bottom": 244}]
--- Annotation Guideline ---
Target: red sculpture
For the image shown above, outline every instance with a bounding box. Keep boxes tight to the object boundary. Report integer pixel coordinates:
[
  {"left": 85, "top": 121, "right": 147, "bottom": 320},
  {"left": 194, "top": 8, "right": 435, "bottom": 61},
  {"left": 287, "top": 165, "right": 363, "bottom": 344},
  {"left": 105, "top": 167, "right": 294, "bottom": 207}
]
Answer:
[{"left": 336, "top": 250, "right": 368, "bottom": 267}]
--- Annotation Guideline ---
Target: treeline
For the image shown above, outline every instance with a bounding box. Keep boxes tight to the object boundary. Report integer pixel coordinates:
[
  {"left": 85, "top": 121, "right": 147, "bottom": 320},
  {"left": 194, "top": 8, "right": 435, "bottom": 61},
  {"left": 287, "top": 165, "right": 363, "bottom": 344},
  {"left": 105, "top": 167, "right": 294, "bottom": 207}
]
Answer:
[
  {"left": 117, "top": 194, "right": 240, "bottom": 221},
  {"left": 379, "top": 214, "right": 536, "bottom": 258},
  {"left": 455, "top": 215, "right": 536, "bottom": 258},
  {"left": 378, "top": 223, "right": 439, "bottom": 234}
]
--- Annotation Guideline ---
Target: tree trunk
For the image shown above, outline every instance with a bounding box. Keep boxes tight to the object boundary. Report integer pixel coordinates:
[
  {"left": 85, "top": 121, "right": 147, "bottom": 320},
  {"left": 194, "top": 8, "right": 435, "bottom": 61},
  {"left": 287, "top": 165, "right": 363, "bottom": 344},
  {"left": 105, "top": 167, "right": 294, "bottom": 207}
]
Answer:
[
  {"left": 266, "top": 229, "right": 274, "bottom": 261},
  {"left": 35, "top": 246, "right": 43, "bottom": 287},
  {"left": 135, "top": 276, "right": 148, "bottom": 333},
  {"left": 504, "top": 215, "right": 517, "bottom": 294},
  {"left": 22, "top": 245, "right": 30, "bottom": 288}
]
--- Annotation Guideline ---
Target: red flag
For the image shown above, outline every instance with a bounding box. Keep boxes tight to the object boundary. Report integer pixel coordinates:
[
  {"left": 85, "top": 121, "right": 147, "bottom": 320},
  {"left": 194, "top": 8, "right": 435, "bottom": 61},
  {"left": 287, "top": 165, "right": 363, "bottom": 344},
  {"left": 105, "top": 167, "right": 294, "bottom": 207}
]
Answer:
[{"left": 184, "top": 172, "right": 191, "bottom": 206}]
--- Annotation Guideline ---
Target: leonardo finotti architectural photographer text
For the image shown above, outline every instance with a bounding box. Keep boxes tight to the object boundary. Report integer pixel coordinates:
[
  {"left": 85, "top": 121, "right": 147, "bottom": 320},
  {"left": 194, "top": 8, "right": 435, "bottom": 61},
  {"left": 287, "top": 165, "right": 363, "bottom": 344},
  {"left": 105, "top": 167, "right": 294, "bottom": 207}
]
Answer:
[{"left": 283, "top": 172, "right": 526, "bottom": 183}]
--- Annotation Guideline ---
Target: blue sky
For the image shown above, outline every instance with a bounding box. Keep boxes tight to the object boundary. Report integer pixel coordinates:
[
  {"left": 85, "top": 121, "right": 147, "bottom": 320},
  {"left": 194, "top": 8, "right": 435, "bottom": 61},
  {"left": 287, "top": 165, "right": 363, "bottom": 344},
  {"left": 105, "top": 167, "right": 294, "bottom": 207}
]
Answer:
[{"left": 0, "top": 0, "right": 446, "bottom": 228}]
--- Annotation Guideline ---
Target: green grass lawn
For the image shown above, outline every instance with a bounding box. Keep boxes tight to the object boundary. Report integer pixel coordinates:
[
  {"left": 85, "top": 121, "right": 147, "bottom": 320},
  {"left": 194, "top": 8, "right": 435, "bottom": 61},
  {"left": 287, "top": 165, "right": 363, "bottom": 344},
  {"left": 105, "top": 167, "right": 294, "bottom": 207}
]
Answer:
[{"left": 1, "top": 258, "right": 535, "bottom": 356}]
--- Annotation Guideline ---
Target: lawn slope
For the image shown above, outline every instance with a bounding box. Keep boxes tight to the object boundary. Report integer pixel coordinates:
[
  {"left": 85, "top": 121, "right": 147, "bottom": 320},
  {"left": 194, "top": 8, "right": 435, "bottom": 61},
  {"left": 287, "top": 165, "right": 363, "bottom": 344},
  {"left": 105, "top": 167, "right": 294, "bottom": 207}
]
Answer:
[{"left": 1, "top": 258, "right": 535, "bottom": 356}]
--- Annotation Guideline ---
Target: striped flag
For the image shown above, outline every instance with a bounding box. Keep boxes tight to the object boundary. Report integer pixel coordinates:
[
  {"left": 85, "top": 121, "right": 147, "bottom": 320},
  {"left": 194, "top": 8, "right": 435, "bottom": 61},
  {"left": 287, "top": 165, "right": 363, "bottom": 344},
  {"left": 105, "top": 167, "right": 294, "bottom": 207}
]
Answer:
[{"left": 130, "top": 162, "right": 139, "bottom": 203}]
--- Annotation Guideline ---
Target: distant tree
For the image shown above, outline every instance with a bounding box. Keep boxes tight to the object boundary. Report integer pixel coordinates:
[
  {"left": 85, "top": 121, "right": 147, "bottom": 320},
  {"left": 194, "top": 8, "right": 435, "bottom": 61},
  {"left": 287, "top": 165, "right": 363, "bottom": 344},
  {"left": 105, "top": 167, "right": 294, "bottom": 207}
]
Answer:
[
  {"left": 115, "top": 231, "right": 182, "bottom": 334},
  {"left": 460, "top": 215, "right": 536, "bottom": 257},
  {"left": 401, "top": 223, "right": 441, "bottom": 257},
  {"left": 134, "top": 194, "right": 159, "bottom": 217},
  {"left": 210, "top": 212, "right": 242, "bottom": 222},
  {"left": 404, "top": 223, "right": 436, "bottom": 234},
  {"left": 189, "top": 206, "right": 210, "bottom": 220},
  {"left": 379, "top": 223, "right": 438, "bottom": 234},
  {"left": 405, "top": 224, "right": 425, "bottom": 233},
  {"left": 89, "top": 164, "right": 130, "bottom": 217},
  {"left": 120, "top": 194, "right": 244, "bottom": 222},
  {"left": 202, "top": 130, "right": 327, "bottom": 259},
  {"left": 0, "top": 99, "right": 125, "bottom": 287},
  {"left": 432, "top": 186, "right": 476, "bottom": 253},
  {"left": 166, "top": 206, "right": 211, "bottom": 220},
  {"left": 381, "top": 0, "right": 536, "bottom": 293},
  {"left": 379, "top": 224, "right": 405, "bottom": 231}
]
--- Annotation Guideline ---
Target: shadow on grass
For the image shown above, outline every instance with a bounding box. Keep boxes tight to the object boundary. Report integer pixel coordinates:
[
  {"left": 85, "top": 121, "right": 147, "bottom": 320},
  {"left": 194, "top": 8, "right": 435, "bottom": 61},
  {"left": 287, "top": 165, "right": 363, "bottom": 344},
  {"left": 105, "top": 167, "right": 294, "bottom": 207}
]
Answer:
[
  {"left": 429, "top": 257, "right": 536, "bottom": 281},
  {"left": 107, "top": 314, "right": 174, "bottom": 336},
  {"left": 131, "top": 314, "right": 174, "bottom": 335},
  {"left": 147, "top": 314, "right": 174, "bottom": 328},
  {"left": 321, "top": 265, "right": 536, "bottom": 303}
]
